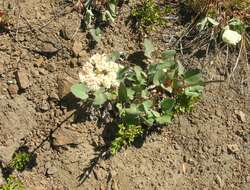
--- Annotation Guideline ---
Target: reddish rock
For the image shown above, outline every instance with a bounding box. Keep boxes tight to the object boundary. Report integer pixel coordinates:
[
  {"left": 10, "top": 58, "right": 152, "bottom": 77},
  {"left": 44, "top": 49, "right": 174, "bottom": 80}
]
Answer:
[
  {"left": 8, "top": 84, "right": 19, "bottom": 96},
  {"left": 16, "top": 68, "right": 30, "bottom": 89}
]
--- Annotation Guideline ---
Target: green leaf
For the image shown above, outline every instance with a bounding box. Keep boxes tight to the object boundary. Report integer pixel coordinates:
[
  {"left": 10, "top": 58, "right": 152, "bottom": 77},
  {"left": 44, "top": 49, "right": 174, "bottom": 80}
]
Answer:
[
  {"left": 207, "top": 17, "right": 219, "bottom": 26},
  {"left": 127, "top": 88, "right": 135, "bottom": 100},
  {"left": 93, "top": 88, "right": 107, "bottom": 106},
  {"left": 89, "top": 27, "right": 102, "bottom": 42},
  {"left": 117, "top": 67, "right": 129, "bottom": 81},
  {"left": 143, "top": 117, "right": 154, "bottom": 127},
  {"left": 105, "top": 91, "right": 117, "bottom": 100},
  {"left": 177, "top": 60, "right": 185, "bottom": 76},
  {"left": 153, "top": 69, "right": 165, "bottom": 86},
  {"left": 151, "top": 110, "right": 160, "bottom": 118},
  {"left": 118, "top": 82, "right": 128, "bottom": 102},
  {"left": 156, "top": 114, "right": 172, "bottom": 125},
  {"left": 142, "top": 100, "right": 153, "bottom": 114},
  {"left": 125, "top": 104, "right": 140, "bottom": 115},
  {"left": 134, "top": 66, "right": 145, "bottom": 83},
  {"left": 157, "top": 60, "right": 176, "bottom": 70},
  {"left": 144, "top": 39, "right": 155, "bottom": 58},
  {"left": 71, "top": 83, "right": 89, "bottom": 100},
  {"left": 109, "top": 51, "right": 120, "bottom": 62},
  {"left": 161, "top": 50, "right": 176, "bottom": 60},
  {"left": 161, "top": 98, "right": 175, "bottom": 113},
  {"left": 141, "top": 89, "right": 149, "bottom": 98},
  {"left": 184, "top": 85, "right": 204, "bottom": 97},
  {"left": 184, "top": 69, "right": 202, "bottom": 85}
]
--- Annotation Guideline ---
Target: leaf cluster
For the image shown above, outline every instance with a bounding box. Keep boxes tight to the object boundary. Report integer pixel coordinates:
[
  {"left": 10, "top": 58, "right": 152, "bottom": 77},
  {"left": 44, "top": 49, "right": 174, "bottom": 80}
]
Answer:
[
  {"left": 9, "top": 152, "right": 32, "bottom": 172},
  {"left": 71, "top": 40, "right": 204, "bottom": 154},
  {"left": 131, "top": 0, "right": 171, "bottom": 31},
  {"left": 0, "top": 176, "right": 24, "bottom": 190},
  {"left": 79, "top": 0, "right": 119, "bottom": 42}
]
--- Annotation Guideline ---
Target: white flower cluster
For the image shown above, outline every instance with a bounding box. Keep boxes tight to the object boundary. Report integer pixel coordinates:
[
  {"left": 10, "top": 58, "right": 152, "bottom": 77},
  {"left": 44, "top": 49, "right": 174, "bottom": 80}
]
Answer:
[
  {"left": 79, "top": 53, "right": 123, "bottom": 91},
  {"left": 222, "top": 29, "right": 242, "bottom": 45}
]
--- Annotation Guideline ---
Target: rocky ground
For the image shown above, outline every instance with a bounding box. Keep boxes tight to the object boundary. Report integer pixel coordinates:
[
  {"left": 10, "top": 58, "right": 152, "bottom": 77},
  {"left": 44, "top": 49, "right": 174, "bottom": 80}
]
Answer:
[{"left": 0, "top": 0, "right": 249, "bottom": 189}]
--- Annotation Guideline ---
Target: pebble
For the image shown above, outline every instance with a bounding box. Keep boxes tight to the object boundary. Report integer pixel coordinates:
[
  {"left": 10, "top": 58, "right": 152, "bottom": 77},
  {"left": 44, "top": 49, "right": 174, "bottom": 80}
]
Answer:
[
  {"left": 39, "top": 43, "right": 58, "bottom": 54},
  {"left": 8, "top": 84, "right": 19, "bottom": 96},
  {"left": 39, "top": 100, "right": 50, "bottom": 111},
  {"left": 47, "top": 166, "right": 58, "bottom": 175},
  {"left": 46, "top": 62, "right": 56, "bottom": 72},
  {"left": 235, "top": 110, "right": 246, "bottom": 123},
  {"left": 72, "top": 40, "right": 82, "bottom": 57},
  {"left": 215, "top": 175, "right": 223, "bottom": 188},
  {"left": 57, "top": 76, "right": 77, "bottom": 99},
  {"left": 38, "top": 68, "right": 48, "bottom": 75},
  {"left": 227, "top": 144, "right": 239, "bottom": 153},
  {"left": 16, "top": 68, "right": 30, "bottom": 89},
  {"left": 52, "top": 127, "right": 81, "bottom": 147}
]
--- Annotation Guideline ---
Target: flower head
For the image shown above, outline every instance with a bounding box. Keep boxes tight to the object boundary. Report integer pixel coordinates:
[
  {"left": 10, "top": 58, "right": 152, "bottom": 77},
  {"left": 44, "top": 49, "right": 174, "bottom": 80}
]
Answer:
[
  {"left": 222, "top": 29, "right": 242, "bottom": 45},
  {"left": 79, "top": 53, "right": 123, "bottom": 91}
]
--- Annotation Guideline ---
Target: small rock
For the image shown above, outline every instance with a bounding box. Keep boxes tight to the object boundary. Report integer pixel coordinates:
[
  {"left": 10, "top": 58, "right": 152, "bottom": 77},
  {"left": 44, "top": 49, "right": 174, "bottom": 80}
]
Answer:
[
  {"left": 39, "top": 43, "right": 59, "bottom": 54},
  {"left": 8, "top": 84, "right": 19, "bottom": 96},
  {"left": 78, "top": 50, "right": 87, "bottom": 58},
  {"left": 215, "top": 175, "right": 223, "bottom": 188},
  {"left": 235, "top": 110, "right": 246, "bottom": 123},
  {"left": 227, "top": 144, "right": 239, "bottom": 153},
  {"left": 16, "top": 68, "right": 30, "bottom": 89},
  {"left": 111, "top": 180, "right": 119, "bottom": 190},
  {"left": 46, "top": 63, "right": 56, "bottom": 72},
  {"left": 57, "top": 76, "right": 77, "bottom": 99},
  {"left": 49, "top": 92, "right": 59, "bottom": 101},
  {"left": 39, "top": 100, "right": 50, "bottom": 111},
  {"left": 34, "top": 57, "right": 44, "bottom": 67},
  {"left": 47, "top": 166, "right": 58, "bottom": 175},
  {"left": 38, "top": 68, "right": 48, "bottom": 75},
  {"left": 72, "top": 40, "right": 82, "bottom": 57},
  {"left": 52, "top": 127, "right": 81, "bottom": 147}
]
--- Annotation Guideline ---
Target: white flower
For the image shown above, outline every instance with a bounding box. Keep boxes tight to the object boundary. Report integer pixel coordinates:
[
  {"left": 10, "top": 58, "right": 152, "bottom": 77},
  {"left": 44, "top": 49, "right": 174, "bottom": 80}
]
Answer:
[
  {"left": 222, "top": 29, "right": 242, "bottom": 45},
  {"left": 79, "top": 53, "right": 123, "bottom": 91}
]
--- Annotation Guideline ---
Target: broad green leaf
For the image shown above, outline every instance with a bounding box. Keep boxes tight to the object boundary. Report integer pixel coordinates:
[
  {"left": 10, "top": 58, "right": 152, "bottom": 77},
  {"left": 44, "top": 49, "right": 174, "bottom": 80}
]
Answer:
[
  {"left": 184, "top": 69, "right": 202, "bottom": 85},
  {"left": 153, "top": 70, "right": 165, "bottom": 86},
  {"left": 161, "top": 50, "right": 176, "bottom": 60},
  {"left": 161, "top": 98, "right": 175, "bottom": 113},
  {"left": 184, "top": 85, "right": 204, "bottom": 97},
  {"left": 134, "top": 66, "right": 145, "bottom": 83},
  {"left": 228, "top": 18, "right": 245, "bottom": 33},
  {"left": 109, "top": 51, "right": 120, "bottom": 62},
  {"left": 71, "top": 83, "right": 89, "bottom": 100},
  {"left": 93, "top": 88, "right": 107, "bottom": 106},
  {"left": 125, "top": 104, "right": 140, "bottom": 115},
  {"left": 151, "top": 110, "right": 161, "bottom": 118},
  {"left": 144, "top": 39, "right": 155, "bottom": 58},
  {"left": 141, "top": 89, "right": 149, "bottom": 98},
  {"left": 157, "top": 60, "right": 176, "bottom": 70},
  {"left": 207, "top": 17, "right": 219, "bottom": 26},
  {"left": 142, "top": 100, "right": 153, "bottom": 114},
  {"left": 156, "top": 114, "right": 172, "bottom": 125},
  {"left": 177, "top": 60, "right": 185, "bottom": 76},
  {"left": 90, "top": 27, "right": 102, "bottom": 42},
  {"left": 118, "top": 82, "right": 128, "bottom": 102},
  {"left": 117, "top": 67, "right": 128, "bottom": 81},
  {"left": 105, "top": 91, "right": 117, "bottom": 100},
  {"left": 127, "top": 88, "right": 135, "bottom": 100},
  {"left": 143, "top": 117, "right": 154, "bottom": 127}
]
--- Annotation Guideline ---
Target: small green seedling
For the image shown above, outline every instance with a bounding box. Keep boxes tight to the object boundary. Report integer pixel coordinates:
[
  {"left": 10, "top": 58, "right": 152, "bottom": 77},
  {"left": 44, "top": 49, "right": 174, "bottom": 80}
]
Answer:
[
  {"left": 9, "top": 152, "right": 32, "bottom": 172},
  {"left": 131, "top": 0, "right": 168, "bottom": 31},
  {"left": 0, "top": 176, "right": 24, "bottom": 190}
]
